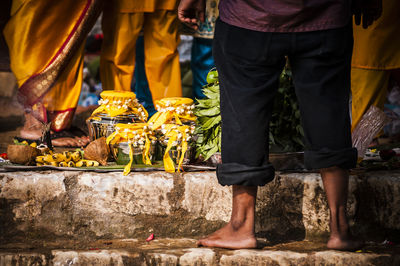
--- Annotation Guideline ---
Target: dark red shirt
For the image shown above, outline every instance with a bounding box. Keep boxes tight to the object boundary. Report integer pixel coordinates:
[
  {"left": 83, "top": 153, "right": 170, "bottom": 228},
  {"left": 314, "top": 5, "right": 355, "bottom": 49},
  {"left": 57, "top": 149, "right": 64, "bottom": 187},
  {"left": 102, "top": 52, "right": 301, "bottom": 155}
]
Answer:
[{"left": 219, "top": 0, "right": 351, "bottom": 32}]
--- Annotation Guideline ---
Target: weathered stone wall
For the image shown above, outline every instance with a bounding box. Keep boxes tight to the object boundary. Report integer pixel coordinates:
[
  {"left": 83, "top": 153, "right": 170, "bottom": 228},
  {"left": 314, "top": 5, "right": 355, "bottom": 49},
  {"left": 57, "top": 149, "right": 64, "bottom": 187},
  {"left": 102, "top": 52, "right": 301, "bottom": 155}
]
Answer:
[{"left": 0, "top": 170, "right": 399, "bottom": 243}]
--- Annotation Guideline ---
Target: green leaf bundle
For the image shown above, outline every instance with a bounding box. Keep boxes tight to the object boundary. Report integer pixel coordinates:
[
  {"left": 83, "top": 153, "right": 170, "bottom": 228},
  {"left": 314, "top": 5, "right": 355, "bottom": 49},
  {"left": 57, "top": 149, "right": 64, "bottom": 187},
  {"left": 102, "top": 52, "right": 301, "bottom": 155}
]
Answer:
[{"left": 194, "top": 77, "right": 222, "bottom": 161}]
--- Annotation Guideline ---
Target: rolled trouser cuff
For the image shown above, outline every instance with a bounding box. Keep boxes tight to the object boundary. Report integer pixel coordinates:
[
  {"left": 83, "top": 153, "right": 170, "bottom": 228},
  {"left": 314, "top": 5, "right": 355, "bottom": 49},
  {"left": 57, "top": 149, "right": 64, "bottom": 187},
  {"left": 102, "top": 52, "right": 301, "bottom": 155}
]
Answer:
[
  {"left": 304, "top": 147, "right": 358, "bottom": 170},
  {"left": 217, "top": 162, "right": 275, "bottom": 186}
]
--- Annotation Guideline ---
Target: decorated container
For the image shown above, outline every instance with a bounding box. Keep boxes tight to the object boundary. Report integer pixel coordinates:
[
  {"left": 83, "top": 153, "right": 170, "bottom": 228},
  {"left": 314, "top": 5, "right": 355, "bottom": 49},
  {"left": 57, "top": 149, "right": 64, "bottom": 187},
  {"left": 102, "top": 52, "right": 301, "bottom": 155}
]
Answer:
[
  {"left": 87, "top": 91, "right": 148, "bottom": 140},
  {"left": 147, "top": 97, "right": 197, "bottom": 172},
  {"left": 106, "top": 123, "right": 156, "bottom": 175},
  {"left": 156, "top": 123, "right": 196, "bottom": 173}
]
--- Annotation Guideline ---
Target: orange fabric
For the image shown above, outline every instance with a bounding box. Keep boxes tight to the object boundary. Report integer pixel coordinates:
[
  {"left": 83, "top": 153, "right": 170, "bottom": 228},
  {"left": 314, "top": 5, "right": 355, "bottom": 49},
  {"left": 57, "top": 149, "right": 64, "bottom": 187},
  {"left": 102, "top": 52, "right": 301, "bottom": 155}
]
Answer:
[
  {"left": 44, "top": 43, "right": 84, "bottom": 113},
  {"left": 44, "top": 43, "right": 85, "bottom": 131},
  {"left": 352, "top": 0, "right": 400, "bottom": 70},
  {"left": 351, "top": 0, "right": 400, "bottom": 131},
  {"left": 119, "top": 0, "right": 178, "bottom": 12},
  {"left": 351, "top": 68, "right": 390, "bottom": 131},
  {"left": 3, "top": 0, "right": 99, "bottom": 130},
  {"left": 3, "top": 0, "right": 90, "bottom": 87},
  {"left": 100, "top": 9, "right": 182, "bottom": 101}
]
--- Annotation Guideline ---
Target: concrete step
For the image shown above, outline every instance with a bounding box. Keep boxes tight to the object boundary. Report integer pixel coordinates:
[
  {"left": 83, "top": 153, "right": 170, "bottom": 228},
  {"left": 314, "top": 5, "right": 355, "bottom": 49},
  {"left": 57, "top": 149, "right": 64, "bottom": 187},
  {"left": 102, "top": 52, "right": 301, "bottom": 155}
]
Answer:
[
  {"left": 1, "top": 238, "right": 399, "bottom": 266},
  {"left": 1, "top": 170, "right": 399, "bottom": 244}
]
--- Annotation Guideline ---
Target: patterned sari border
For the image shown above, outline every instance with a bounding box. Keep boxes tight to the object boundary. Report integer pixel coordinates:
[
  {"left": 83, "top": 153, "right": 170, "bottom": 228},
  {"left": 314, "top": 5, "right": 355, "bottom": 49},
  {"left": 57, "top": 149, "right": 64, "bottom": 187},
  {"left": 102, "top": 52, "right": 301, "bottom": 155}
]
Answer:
[
  {"left": 17, "top": 0, "right": 104, "bottom": 122},
  {"left": 48, "top": 108, "right": 77, "bottom": 132}
]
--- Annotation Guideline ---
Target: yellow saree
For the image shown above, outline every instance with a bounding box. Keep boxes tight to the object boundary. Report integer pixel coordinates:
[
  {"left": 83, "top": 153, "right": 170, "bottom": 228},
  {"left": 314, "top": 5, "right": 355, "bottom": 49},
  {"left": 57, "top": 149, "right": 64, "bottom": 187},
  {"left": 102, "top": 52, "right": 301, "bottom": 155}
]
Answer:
[{"left": 3, "top": 0, "right": 104, "bottom": 131}]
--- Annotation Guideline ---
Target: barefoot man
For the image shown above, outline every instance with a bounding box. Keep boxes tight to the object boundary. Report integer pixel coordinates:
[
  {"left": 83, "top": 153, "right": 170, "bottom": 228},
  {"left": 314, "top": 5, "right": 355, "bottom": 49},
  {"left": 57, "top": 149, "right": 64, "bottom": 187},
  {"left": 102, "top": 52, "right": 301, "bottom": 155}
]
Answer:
[{"left": 178, "top": 0, "right": 381, "bottom": 250}]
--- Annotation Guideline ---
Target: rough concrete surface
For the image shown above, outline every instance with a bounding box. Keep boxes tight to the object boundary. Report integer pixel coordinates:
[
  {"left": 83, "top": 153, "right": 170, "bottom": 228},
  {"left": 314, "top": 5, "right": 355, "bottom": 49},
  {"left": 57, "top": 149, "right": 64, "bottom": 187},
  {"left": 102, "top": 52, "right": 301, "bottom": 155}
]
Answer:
[
  {"left": 1, "top": 170, "right": 400, "bottom": 243},
  {"left": 0, "top": 239, "right": 399, "bottom": 266}
]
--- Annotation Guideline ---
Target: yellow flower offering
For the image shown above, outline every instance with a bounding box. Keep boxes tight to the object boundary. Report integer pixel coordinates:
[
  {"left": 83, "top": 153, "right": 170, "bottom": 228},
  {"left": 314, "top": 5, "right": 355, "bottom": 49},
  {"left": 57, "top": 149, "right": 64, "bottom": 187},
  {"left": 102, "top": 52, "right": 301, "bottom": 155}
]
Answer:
[
  {"left": 92, "top": 91, "right": 148, "bottom": 122},
  {"left": 148, "top": 97, "right": 196, "bottom": 130}
]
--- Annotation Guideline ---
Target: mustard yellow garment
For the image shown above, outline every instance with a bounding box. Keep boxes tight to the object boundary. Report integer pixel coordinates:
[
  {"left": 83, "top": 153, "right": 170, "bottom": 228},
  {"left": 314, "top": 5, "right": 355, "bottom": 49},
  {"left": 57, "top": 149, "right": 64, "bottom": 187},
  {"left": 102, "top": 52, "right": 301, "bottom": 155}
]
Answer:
[
  {"left": 351, "top": 0, "right": 400, "bottom": 131},
  {"left": 44, "top": 43, "right": 85, "bottom": 131},
  {"left": 100, "top": 1, "right": 182, "bottom": 101},
  {"left": 352, "top": 0, "right": 400, "bottom": 70},
  {"left": 119, "top": 0, "right": 177, "bottom": 12},
  {"left": 3, "top": 0, "right": 102, "bottom": 130},
  {"left": 351, "top": 68, "right": 390, "bottom": 132}
]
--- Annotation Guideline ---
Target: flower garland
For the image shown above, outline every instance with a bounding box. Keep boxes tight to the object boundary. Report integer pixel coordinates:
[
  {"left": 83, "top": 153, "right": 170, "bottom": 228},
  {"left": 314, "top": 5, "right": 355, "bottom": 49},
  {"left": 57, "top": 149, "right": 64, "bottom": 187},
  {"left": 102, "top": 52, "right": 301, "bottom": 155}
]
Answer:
[
  {"left": 91, "top": 91, "right": 148, "bottom": 122},
  {"left": 159, "top": 124, "right": 195, "bottom": 173},
  {"left": 148, "top": 97, "right": 196, "bottom": 130},
  {"left": 106, "top": 123, "right": 156, "bottom": 175}
]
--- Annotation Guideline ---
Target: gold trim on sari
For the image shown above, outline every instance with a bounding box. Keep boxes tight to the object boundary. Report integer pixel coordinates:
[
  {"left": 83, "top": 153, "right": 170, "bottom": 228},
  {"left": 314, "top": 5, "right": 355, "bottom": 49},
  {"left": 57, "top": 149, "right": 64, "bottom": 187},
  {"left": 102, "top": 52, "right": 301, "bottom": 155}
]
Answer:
[{"left": 4, "top": 0, "right": 104, "bottom": 124}]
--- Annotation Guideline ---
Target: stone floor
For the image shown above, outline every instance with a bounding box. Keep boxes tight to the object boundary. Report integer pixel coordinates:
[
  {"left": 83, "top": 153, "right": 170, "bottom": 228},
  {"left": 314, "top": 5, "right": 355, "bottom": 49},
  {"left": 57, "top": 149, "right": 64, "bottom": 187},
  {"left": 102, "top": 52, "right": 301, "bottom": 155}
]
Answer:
[{"left": 1, "top": 238, "right": 400, "bottom": 266}]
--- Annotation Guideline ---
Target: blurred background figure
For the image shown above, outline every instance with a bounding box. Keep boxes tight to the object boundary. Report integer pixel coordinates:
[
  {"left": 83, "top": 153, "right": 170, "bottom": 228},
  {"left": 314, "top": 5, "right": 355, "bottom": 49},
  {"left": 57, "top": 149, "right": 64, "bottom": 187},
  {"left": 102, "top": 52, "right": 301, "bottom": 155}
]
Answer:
[
  {"left": 351, "top": 0, "right": 400, "bottom": 141},
  {"left": 100, "top": 0, "right": 182, "bottom": 103},
  {"left": 3, "top": 0, "right": 103, "bottom": 147},
  {"left": 131, "top": 35, "right": 157, "bottom": 117},
  {"left": 131, "top": 0, "right": 219, "bottom": 117},
  {"left": 190, "top": 0, "right": 219, "bottom": 99}
]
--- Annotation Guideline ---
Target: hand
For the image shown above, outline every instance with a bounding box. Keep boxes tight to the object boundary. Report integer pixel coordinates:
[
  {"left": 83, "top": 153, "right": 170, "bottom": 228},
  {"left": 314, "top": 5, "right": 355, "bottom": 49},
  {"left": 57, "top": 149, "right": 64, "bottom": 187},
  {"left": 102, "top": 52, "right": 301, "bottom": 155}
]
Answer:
[
  {"left": 178, "top": 0, "right": 206, "bottom": 30},
  {"left": 352, "top": 0, "right": 382, "bottom": 29}
]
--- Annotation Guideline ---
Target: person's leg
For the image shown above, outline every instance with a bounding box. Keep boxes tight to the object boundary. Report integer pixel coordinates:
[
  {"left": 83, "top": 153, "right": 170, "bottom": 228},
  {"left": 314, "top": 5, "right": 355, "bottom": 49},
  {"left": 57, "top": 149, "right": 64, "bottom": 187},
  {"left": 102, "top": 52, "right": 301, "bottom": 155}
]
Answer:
[
  {"left": 132, "top": 35, "right": 157, "bottom": 117},
  {"left": 290, "top": 25, "right": 361, "bottom": 250},
  {"left": 100, "top": 6, "right": 142, "bottom": 91},
  {"left": 320, "top": 167, "right": 362, "bottom": 250},
  {"left": 197, "top": 19, "right": 286, "bottom": 249},
  {"left": 191, "top": 37, "right": 214, "bottom": 99},
  {"left": 20, "top": 42, "right": 89, "bottom": 147},
  {"left": 351, "top": 68, "right": 390, "bottom": 131},
  {"left": 4, "top": 0, "right": 101, "bottom": 147},
  {"left": 143, "top": 10, "right": 182, "bottom": 101},
  {"left": 198, "top": 185, "right": 258, "bottom": 249}
]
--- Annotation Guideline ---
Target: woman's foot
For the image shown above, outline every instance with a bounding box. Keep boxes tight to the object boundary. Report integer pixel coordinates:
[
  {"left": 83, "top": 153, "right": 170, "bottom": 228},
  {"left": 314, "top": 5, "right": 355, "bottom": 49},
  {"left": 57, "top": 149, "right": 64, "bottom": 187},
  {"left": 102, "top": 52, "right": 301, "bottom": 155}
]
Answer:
[{"left": 19, "top": 113, "right": 90, "bottom": 147}]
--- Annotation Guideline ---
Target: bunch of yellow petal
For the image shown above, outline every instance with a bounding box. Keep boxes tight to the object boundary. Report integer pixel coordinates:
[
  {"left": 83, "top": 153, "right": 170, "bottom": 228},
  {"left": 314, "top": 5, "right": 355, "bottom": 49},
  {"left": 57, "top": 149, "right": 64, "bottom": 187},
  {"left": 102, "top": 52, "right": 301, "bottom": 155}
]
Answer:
[
  {"left": 92, "top": 91, "right": 148, "bottom": 122},
  {"left": 148, "top": 97, "right": 196, "bottom": 130}
]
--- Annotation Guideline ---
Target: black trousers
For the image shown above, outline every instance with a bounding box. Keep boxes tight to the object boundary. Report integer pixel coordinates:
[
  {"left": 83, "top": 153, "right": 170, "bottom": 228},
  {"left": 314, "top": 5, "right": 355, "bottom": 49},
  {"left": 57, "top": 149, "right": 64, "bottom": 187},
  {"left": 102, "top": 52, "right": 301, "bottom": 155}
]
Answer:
[{"left": 214, "top": 19, "right": 357, "bottom": 187}]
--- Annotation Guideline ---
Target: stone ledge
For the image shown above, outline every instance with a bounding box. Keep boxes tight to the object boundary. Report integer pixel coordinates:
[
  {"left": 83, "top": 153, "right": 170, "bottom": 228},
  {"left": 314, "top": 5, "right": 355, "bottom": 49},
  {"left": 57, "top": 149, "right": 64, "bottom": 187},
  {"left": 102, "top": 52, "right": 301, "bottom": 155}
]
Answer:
[
  {"left": 0, "top": 170, "right": 399, "bottom": 242},
  {"left": 1, "top": 239, "right": 399, "bottom": 266}
]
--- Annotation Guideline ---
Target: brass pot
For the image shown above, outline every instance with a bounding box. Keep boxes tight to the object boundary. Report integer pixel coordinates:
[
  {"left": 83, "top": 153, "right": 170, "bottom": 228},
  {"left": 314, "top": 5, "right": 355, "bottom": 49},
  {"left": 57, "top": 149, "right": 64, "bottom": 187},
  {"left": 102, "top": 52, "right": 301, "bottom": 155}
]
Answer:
[{"left": 86, "top": 113, "right": 141, "bottom": 141}]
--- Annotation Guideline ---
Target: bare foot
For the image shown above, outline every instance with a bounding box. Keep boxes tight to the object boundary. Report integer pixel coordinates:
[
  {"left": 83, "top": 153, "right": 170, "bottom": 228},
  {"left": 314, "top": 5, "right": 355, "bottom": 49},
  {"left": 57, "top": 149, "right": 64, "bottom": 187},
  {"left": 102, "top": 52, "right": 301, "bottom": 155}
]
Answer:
[
  {"left": 198, "top": 185, "right": 258, "bottom": 250},
  {"left": 321, "top": 167, "right": 363, "bottom": 251},
  {"left": 20, "top": 127, "right": 42, "bottom": 141},
  {"left": 20, "top": 128, "right": 90, "bottom": 147},
  {"left": 51, "top": 136, "right": 90, "bottom": 147},
  {"left": 197, "top": 222, "right": 257, "bottom": 249},
  {"left": 20, "top": 112, "right": 43, "bottom": 140},
  {"left": 20, "top": 115, "right": 90, "bottom": 147},
  {"left": 327, "top": 236, "right": 364, "bottom": 251}
]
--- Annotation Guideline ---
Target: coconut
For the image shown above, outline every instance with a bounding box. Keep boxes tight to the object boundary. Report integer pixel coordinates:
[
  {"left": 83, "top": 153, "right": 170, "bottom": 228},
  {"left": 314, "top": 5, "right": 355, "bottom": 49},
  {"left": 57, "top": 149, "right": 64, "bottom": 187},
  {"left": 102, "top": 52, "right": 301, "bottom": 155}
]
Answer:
[
  {"left": 83, "top": 137, "right": 109, "bottom": 166},
  {"left": 7, "top": 144, "right": 40, "bottom": 165}
]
